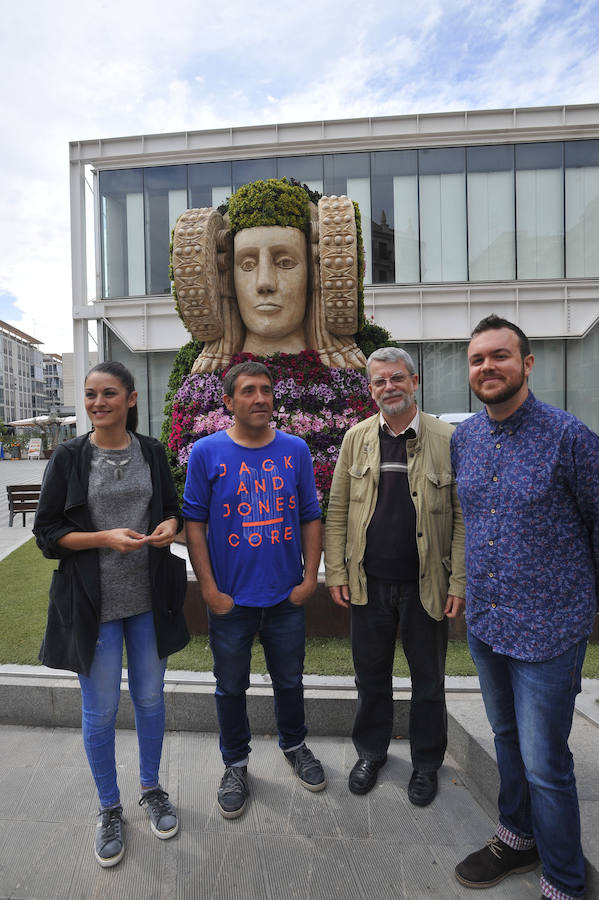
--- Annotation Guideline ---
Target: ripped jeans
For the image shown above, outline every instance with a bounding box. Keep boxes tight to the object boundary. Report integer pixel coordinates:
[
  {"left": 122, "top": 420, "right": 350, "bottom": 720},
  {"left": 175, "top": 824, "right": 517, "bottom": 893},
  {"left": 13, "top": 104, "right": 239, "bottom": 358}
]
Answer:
[{"left": 78, "top": 611, "right": 167, "bottom": 809}]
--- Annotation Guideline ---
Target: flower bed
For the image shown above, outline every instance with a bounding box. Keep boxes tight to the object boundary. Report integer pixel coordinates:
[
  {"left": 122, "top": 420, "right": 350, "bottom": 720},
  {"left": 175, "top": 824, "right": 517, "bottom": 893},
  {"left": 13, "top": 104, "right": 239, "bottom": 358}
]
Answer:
[{"left": 167, "top": 350, "right": 377, "bottom": 515}]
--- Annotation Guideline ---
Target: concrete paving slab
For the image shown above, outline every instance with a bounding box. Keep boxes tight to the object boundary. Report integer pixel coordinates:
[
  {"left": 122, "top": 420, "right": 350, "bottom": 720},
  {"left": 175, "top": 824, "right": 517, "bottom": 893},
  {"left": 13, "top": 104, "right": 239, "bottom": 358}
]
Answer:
[{"left": 0, "top": 726, "right": 551, "bottom": 900}]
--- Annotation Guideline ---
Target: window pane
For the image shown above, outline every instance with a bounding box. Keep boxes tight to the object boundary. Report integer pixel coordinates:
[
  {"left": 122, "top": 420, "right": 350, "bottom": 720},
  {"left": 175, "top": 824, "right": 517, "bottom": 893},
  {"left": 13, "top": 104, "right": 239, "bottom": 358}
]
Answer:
[
  {"left": 100, "top": 169, "right": 144, "bottom": 298},
  {"left": 104, "top": 328, "right": 149, "bottom": 435},
  {"left": 516, "top": 143, "right": 563, "bottom": 278},
  {"left": 565, "top": 140, "right": 599, "bottom": 277},
  {"left": 566, "top": 322, "right": 599, "bottom": 434},
  {"left": 232, "top": 158, "right": 276, "bottom": 191},
  {"left": 189, "top": 161, "right": 232, "bottom": 208},
  {"left": 324, "top": 153, "right": 372, "bottom": 284},
  {"left": 371, "top": 151, "right": 418, "bottom": 284},
  {"left": 419, "top": 148, "right": 467, "bottom": 282},
  {"left": 144, "top": 166, "right": 188, "bottom": 296},
  {"left": 276, "top": 156, "right": 324, "bottom": 194},
  {"left": 467, "top": 146, "right": 515, "bottom": 280},
  {"left": 148, "top": 351, "right": 178, "bottom": 438},
  {"left": 421, "top": 341, "right": 470, "bottom": 414},
  {"left": 528, "top": 339, "right": 565, "bottom": 409}
]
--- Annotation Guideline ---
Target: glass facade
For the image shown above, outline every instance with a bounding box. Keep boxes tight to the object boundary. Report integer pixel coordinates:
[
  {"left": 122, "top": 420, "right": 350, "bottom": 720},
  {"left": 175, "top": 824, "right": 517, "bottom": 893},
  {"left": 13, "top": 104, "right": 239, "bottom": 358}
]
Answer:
[
  {"left": 103, "top": 318, "right": 599, "bottom": 437},
  {"left": 99, "top": 138, "right": 599, "bottom": 299},
  {"left": 516, "top": 143, "right": 563, "bottom": 278},
  {"left": 565, "top": 140, "right": 599, "bottom": 277},
  {"left": 104, "top": 330, "right": 177, "bottom": 437},
  {"left": 97, "top": 139, "right": 599, "bottom": 437},
  {"left": 467, "top": 145, "right": 515, "bottom": 280}
]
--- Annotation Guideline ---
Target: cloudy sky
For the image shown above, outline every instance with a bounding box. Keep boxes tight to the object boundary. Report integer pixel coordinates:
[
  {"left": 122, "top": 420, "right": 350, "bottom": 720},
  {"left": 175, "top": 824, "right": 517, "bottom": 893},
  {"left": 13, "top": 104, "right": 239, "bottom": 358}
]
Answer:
[{"left": 1, "top": 0, "right": 598, "bottom": 354}]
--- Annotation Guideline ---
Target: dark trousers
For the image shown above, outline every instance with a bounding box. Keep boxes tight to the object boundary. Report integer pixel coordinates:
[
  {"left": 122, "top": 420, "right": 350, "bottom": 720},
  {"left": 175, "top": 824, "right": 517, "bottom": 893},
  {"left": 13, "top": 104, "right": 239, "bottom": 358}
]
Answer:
[{"left": 351, "top": 577, "right": 448, "bottom": 771}]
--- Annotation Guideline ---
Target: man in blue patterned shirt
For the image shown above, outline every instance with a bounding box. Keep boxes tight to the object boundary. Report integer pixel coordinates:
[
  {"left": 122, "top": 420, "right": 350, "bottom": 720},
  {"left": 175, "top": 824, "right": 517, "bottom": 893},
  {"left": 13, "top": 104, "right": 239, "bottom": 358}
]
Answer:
[{"left": 451, "top": 315, "right": 599, "bottom": 900}]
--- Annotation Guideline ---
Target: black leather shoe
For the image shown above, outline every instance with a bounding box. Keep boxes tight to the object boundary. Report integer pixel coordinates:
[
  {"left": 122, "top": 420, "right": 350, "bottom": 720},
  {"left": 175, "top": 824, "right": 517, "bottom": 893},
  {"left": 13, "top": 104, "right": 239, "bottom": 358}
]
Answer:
[
  {"left": 408, "top": 769, "right": 438, "bottom": 806},
  {"left": 348, "top": 757, "right": 386, "bottom": 795}
]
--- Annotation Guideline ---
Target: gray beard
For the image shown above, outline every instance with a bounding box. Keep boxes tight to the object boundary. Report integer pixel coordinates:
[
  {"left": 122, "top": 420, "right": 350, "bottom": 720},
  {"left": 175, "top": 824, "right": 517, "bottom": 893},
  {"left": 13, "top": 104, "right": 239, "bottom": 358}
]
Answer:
[{"left": 377, "top": 394, "right": 411, "bottom": 417}]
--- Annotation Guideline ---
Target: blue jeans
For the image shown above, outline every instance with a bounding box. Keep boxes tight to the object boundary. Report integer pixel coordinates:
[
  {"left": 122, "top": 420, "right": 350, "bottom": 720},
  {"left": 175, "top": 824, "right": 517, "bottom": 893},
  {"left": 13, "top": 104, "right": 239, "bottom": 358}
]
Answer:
[
  {"left": 208, "top": 598, "right": 307, "bottom": 766},
  {"left": 78, "top": 611, "right": 167, "bottom": 809},
  {"left": 352, "top": 578, "right": 448, "bottom": 769},
  {"left": 468, "top": 631, "right": 586, "bottom": 899}
]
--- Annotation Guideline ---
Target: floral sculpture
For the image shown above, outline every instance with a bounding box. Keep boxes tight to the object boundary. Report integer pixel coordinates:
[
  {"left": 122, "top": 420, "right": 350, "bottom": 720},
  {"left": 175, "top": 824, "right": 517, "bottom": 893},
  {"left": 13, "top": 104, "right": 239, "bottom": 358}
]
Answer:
[{"left": 165, "top": 178, "right": 390, "bottom": 515}]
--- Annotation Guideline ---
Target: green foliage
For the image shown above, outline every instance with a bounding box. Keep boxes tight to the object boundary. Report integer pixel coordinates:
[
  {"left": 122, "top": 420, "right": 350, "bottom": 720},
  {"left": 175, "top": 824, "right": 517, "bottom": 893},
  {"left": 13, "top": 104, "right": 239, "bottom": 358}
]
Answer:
[
  {"left": 227, "top": 178, "right": 312, "bottom": 236},
  {"left": 161, "top": 339, "right": 203, "bottom": 505},
  {"left": 355, "top": 321, "right": 398, "bottom": 360}
]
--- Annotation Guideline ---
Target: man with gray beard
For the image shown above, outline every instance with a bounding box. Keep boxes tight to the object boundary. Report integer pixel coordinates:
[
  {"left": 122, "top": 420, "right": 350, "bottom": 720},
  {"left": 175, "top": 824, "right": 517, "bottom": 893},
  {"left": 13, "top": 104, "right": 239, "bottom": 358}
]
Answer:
[{"left": 325, "top": 347, "right": 465, "bottom": 805}]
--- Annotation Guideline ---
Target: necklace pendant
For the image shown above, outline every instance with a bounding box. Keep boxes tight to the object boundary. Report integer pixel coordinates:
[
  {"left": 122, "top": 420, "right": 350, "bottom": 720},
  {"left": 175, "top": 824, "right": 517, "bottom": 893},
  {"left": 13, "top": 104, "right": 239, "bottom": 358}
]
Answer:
[{"left": 114, "top": 467, "right": 123, "bottom": 480}]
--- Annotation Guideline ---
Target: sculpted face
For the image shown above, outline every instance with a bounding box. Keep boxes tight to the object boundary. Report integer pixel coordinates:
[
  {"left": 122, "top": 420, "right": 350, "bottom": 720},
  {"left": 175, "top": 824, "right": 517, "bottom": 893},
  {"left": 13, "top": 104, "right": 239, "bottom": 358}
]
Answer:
[{"left": 233, "top": 226, "right": 308, "bottom": 355}]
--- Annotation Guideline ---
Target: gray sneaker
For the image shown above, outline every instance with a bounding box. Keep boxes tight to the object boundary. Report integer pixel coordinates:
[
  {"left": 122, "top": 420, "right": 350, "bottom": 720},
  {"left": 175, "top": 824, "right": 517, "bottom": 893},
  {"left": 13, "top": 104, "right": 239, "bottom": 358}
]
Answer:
[
  {"left": 95, "top": 804, "right": 124, "bottom": 867},
  {"left": 139, "top": 787, "right": 179, "bottom": 839},
  {"left": 217, "top": 765, "right": 248, "bottom": 818},
  {"left": 284, "top": 744, "right": 326, "bottom": 791}
]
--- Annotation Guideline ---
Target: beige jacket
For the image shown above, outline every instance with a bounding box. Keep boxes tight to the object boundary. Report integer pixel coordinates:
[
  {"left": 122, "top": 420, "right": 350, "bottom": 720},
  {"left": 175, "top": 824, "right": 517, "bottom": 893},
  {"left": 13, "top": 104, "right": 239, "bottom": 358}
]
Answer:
[{"left": 324, "top": 411, "right": 465, "bottom": 620}]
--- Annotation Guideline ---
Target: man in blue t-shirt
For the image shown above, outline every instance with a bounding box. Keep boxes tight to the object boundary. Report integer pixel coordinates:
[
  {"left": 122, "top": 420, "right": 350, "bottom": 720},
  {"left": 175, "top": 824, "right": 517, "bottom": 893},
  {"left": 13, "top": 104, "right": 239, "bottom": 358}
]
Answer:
[{"left": 183, "top": 361, "right": 325, "bottom": 818}]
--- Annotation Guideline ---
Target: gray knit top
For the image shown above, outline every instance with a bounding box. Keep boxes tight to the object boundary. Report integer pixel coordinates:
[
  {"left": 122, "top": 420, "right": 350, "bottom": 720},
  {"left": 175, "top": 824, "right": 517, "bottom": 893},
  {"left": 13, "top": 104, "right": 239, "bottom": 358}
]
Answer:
[{"left": 87, "top": 434, "right": 153, "bottom": 623}]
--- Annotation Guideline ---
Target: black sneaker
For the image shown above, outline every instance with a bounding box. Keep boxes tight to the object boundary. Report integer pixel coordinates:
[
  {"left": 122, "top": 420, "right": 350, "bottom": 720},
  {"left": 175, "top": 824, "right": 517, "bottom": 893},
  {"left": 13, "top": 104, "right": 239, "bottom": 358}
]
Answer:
[
  {"left": 284, "top": 744, "right": 326, "bottom": 792},
  {"left": 94, "top": 804, "right": 124, "bottom": 868},
  {"left": 455, "top": 835, "right": 539, "bottom": 888},
  {"left": 139, "top": 787, "right": 179, "bottom": 839},
  {"left": 217, "top": 765, "right": 248, "bottom": 818}
]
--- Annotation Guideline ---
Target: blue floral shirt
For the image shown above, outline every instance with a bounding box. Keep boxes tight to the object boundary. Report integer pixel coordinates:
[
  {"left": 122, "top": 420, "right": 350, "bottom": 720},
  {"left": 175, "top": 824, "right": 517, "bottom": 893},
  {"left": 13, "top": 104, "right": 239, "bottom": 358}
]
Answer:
[{"left": 450, "top": 393, "right": 599, "bottom": 660}]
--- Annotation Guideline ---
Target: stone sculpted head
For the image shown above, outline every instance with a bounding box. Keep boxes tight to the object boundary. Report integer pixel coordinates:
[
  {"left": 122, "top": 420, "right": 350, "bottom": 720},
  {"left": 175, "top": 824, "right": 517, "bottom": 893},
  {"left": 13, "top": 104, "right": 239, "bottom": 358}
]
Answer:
[{"left": 172, "top": 179, "right": 366, "bottom": 372}]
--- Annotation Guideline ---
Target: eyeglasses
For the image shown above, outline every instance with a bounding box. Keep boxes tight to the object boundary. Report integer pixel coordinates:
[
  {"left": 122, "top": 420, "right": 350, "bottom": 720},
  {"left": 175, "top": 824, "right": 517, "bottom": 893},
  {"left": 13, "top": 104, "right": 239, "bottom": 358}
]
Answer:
[{"left": 370, "top": 373, "right": 412, "bottom": 388}]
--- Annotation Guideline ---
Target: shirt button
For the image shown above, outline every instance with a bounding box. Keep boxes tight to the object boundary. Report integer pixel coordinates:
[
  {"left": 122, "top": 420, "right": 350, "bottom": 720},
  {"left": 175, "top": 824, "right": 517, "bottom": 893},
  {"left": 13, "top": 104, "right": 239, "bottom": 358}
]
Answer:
[
  {"left": 417, "top": 532, "right": 423, "bottom": 538},
  {"left": 492, "top": 475, "right": 498, "bottom": 482},
  {"left": 412, "top": 491, "right": 417, "bottom": 497},
  {"left": 489, "top": 572, "right": 494, "bottom": 578},
  {"left": 491, "top": 602, "right": 497, "bottom": 608},
  {"left": 488, "top": 539, "right": 494, "bottom": 546},
  {"left": 490, "top": 508, "right": 496, "bottom": 514},
  {"left": 495, "top": 442, "right": 501, "bottom": 449}
]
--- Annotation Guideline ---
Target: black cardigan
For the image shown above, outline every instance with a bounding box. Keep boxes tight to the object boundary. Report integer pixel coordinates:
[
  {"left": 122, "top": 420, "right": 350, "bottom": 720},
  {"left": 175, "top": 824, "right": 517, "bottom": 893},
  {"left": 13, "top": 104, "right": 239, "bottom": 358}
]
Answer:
[{"left": 33, "top": 432, "right": 189, "bottom": 675}]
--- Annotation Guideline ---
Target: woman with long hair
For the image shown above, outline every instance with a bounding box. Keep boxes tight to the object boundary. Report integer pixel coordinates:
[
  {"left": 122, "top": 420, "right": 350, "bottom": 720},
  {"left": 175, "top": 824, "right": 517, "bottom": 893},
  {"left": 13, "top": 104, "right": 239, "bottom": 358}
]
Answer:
[{"left": 34, "top": 361, "right": 189, "bottom": 868}]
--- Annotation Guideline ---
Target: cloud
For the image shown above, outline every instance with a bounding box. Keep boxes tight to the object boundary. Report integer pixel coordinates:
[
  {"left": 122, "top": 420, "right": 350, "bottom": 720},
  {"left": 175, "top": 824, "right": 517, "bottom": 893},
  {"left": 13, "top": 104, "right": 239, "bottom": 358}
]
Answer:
[{"left": 1, "top": 0, "right": 599, "bottom": 352}]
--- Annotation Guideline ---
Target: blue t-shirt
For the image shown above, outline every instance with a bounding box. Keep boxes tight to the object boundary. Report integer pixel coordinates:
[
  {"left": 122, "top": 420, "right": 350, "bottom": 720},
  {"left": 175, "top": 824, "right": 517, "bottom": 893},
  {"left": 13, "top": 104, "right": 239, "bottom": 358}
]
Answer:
[{"left": 182, "top": 429, "right": 321, "bottom": 607}]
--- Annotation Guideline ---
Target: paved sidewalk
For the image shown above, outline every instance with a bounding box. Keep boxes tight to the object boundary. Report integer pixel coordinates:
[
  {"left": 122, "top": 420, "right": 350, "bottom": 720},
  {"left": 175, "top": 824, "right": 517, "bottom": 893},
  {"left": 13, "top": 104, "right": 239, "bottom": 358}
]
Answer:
[
  {"left": 1, "top": 672, "right": 597, "bottom": 899},
  {"left": 0, "top": 458, "right": 47, "bottom": 560},
  {"left": 0, "top": 725, "right": 544, "bottom": 900}
]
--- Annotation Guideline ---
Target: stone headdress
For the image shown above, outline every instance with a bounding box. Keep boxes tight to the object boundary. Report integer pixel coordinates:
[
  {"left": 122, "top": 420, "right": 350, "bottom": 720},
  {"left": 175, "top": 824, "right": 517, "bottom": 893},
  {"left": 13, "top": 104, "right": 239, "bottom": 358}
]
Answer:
[{"left": 171, "top": 178, "right": 367, "bottom": 373}]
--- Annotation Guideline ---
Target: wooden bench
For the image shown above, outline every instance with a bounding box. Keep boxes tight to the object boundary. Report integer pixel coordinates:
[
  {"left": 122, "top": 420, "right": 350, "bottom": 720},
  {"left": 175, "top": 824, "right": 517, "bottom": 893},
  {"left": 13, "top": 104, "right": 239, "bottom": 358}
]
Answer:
[{"left": 7, "top": 484, "right": 41, "bottom": 527}]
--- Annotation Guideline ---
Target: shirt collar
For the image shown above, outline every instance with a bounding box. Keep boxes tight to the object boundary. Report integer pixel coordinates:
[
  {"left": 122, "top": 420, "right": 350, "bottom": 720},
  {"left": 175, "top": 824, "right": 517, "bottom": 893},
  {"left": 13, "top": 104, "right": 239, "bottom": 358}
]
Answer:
[
  {"left": 380, "top": 408, "right": 420, "bottom": 438},
  {"left": 485, "top": 391, "right": 535, "bottom": 435}
]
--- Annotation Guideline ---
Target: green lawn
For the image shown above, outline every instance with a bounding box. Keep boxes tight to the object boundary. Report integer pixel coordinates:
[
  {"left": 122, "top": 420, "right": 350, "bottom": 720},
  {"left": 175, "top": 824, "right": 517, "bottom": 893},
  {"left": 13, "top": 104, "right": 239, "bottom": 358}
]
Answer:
[{"left": 3, "top": 538, "right": 599, "bottom": 678}]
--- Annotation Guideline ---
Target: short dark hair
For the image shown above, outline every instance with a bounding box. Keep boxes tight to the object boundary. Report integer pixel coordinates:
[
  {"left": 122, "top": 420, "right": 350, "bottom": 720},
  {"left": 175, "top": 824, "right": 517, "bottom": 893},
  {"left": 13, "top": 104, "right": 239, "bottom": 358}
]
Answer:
[
  {"left": 85, "top": 360, "right": 138, "bottom": 432},
  {"left": 223, "top": 361, "right": 273, "bottom": 397},
  {"left": 471, "top": 314, "right": 531, "bottom": 360}
]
